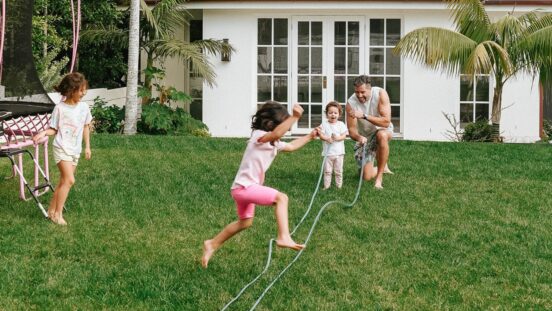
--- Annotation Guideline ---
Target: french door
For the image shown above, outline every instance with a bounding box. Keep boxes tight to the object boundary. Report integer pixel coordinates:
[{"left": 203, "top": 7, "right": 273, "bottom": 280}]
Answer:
[{"left": 291, "top": 17, "right": 364, "bottom": 134}]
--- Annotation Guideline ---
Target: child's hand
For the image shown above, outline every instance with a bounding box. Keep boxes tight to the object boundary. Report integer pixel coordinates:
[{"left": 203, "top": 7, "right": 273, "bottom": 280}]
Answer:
[
  {"left": 315, "top": 126, "right": 323, "bottom": 137},
  {"left": 32, "top": 132, "right": 44, "bottom": 144},
  {"left": 310, "top": 128, "right": 319, "bottom": 139},
  {"left": 292, "top": 104, "right": 304, "bottom": 118},
  {"left": 85, "top": 147, "right": 92, "bottom": 160}
]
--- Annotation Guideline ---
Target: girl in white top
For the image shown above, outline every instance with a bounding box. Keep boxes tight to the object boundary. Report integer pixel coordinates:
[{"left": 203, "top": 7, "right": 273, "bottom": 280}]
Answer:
[
  {"left": 33, "top": 72, "right": 92, "bottom": 225},
  {"left": 202, "top": 102, "right": 318, "bottom": 268},
  {"left": 317, "top": 101, "right": 348, "bottom": 189}
]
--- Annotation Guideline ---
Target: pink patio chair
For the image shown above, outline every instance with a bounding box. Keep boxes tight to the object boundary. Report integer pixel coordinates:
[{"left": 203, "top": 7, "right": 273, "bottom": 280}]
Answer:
[{"left": 1, "top": 111, "right": 54, "bottom": 217}]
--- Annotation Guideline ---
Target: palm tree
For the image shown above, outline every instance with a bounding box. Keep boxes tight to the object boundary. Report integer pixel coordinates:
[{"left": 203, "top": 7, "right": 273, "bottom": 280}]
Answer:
[
  {"left": 124, "top": 0, "right": 140, "bottom": 135},
  {"left": 81, "top": 0, "right": 234, "bottom": 99},
  {"left": 394, "top": 0, "right": 552, "bottom": 141}
]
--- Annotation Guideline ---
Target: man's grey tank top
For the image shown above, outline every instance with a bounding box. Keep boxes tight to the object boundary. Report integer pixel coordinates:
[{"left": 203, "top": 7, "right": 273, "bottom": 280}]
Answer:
[{"left": 347, "top": 86, "right": 393, "bottom": 137}]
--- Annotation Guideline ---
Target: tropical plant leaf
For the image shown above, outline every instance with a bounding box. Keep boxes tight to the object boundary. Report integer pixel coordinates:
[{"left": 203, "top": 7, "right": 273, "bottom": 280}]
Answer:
[
  {"left": 150, "top": 39, "right": 218, "bottom": 86},
  {"left": 394, "top": 27, "right": 476, "bottom": 75},
  {"left": 80, "top": 26, "right": 129, "bottom": 49},
  {"left": 447, "top": 0, "right": 491, "bottom": 42},
  {"left": 190, "top": 39, "right": 235, "bottom": 56}
]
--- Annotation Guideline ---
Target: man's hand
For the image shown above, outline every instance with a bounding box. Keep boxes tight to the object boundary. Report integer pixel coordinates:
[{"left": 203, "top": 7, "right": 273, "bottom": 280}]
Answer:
[
  {"left": 359, "top": 135, "right": 367, "bottom": 145},
  {"left": 349, "top": 109, "right": 365, "bottom": 120},
  {"left": 292, "top": 104, "right": 304, "bottom": 118},
  {"left": 85, "top": 147, "right": 92, "bottom": 160}
]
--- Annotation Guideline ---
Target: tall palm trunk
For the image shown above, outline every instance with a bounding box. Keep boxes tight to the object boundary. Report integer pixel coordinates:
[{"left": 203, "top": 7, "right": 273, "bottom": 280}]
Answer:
[
  {"left": 124, "top": 0, "right": 140, "bottom": 135},
  {"left": 491, "top": 81, "right": 504, "bottom": 142}
]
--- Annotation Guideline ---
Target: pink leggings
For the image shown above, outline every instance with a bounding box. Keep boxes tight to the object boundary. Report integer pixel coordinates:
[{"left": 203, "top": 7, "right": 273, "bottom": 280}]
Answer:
[
  {"left": 231, "top": 184, "right": 279, "bottom": 219},
  {"left": 324, "top": 155, "right": 344, "bottom": 188}
]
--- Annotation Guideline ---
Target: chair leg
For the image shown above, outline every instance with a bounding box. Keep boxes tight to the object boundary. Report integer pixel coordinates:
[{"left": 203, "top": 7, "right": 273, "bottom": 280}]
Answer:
[{"left": 3, "top": 150, "right": 53, "bottom": 218}]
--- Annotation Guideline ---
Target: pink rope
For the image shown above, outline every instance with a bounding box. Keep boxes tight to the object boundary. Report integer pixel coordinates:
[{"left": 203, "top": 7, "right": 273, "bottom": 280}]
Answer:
[
  {"left": 0, "top": 0, "right": 6, "bottom": 80},
  {"left": 69, "top": 0, "right": 81, "bottom": 73}
]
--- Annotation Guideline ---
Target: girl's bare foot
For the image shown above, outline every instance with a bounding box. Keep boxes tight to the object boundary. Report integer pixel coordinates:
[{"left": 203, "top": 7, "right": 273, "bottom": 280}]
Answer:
[
  {"left": 375, "top": 177, "right": 383, "bottom": 189},
  {"left": 383, "top": 166, "right": 394, "bottom": 174},
  {"left": 56, "top": 217, "right": 68, "bottom": 226},
  {"left": 202, "top": 240, "right": 216, "bottom": 268},
  {"left": 276, "top": 238, "right": 305, "bottom": 251}
]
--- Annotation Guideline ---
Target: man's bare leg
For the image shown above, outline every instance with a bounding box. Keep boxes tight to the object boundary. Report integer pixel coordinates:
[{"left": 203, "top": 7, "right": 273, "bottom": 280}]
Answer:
[
  {"left": 375, "top": 130, "right": 392, "bottom": 189},
  {"left": 202, "top": 218, "right": 253, "bottom": 268},
  {"left": 273, "top": 192, "right": 304, "bottom": 250},
  {"left": 362, "top": 162, "right": 377, "bottom": 181}
]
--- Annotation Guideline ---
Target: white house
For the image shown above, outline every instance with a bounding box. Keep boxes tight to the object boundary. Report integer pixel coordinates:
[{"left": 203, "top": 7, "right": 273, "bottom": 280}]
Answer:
[{"left": 166, "top": 0, "right": 552, "bottom": 142}]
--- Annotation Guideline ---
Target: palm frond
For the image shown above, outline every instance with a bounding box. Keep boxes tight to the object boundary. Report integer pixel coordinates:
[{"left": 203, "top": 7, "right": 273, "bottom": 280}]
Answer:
[
  {"left": 518, "top": 10, "right": 541, "bottom": 28},
  {"left": 149, "top": 39, "right": 217, "bottom": 86},
  {"left": 492, "top": 13, "right": 524, "bottom": 49},
  {"left": 80, "top": 27, "right": 129, "bottom": 49},
  {"left": 516, "top": 24, "right": 552, "bottom": 73},
  {"left": 447, "top": 0, "right": 491, "bottom": 42},
  {"left": 152, "top": 0, "right": 189, "bottom": 38},
  {"left": 524, "top": 13, "right": 552, "bottom": 35},
  {"left": 394, "top": 27, "right": 476, "bottom": 75},
  {"left": 140, "top": 0, "right": 159, "bottom": 37},
  {"left": 464, "top": 41, "right": 512, "bottom": 76}
]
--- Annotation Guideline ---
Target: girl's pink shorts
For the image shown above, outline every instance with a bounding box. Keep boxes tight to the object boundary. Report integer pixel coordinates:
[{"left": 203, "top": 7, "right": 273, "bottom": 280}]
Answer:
[{"left": 231, "top": 184, "right": 278, "bottom": 220}]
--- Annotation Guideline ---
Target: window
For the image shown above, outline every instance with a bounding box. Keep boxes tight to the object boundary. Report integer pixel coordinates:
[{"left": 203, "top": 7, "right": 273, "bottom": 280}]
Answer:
[
  {"left": 257, "top": 18, "right": 289, "bottom": 111},
  {"left": 460, "top": 74, "right": 490, "bottom": 128},
  {"left": 333, "top": 20, "right": 360, "bottom": 122},
  {"left": 368, "top": 19, "right": 401, "bottom": 133},
  {"left": 189, "top": 20, "right": 203, "bottom": 121}
]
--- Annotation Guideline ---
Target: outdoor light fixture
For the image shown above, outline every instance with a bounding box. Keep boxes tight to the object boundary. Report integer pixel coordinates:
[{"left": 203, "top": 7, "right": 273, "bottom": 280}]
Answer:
[{"left": 221, "top": 38, "right": 231, "bottom": 62}]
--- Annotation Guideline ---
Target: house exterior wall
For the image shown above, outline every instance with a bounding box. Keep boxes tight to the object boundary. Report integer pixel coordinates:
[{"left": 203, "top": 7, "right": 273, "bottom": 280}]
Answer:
[
  {"left": 193, "top": 4, "right": 543, "bottom": 142},
  {"left": 203, "top": 10, "right": 257, "bottom": 137},
  {"left": 140, "top": 25, "right": 189, "bottom": 110}
]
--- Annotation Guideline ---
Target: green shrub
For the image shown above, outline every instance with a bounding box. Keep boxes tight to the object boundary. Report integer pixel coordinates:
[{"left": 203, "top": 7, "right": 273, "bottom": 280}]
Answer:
[
  {"left": 138, "top": 103, "right": 173, "bottom": 135},
  {"left": 91, "top": 97, "right": 125, "bottom": 134},
  {"left": 138, "top": 103, "right": 210, "bottom": 137},
  {"left": 462, "top": 119, "right": 493, "bottom": 142}
]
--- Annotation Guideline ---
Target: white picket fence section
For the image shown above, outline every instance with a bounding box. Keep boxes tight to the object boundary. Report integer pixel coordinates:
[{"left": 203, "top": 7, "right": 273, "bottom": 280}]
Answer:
[
  {"left": 47, "top": 87, "right": 127, "bottom": 108},
  {"left": 1, "top": 87, "right": 127, "bottom": 109}
]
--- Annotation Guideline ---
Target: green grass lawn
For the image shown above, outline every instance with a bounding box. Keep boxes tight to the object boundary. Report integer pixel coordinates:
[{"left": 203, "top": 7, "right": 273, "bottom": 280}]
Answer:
[{"left": 1, "top": 134, "right": 551, "bottom": 310}]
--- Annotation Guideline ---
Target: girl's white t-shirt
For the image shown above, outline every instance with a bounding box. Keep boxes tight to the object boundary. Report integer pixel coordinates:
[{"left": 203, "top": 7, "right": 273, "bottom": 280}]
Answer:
[
  {"left": 320, "top": 120, "right": 348, "bottom": 156},
  {"left": 231, "top": 130, "right": 288, "bottom": 189},
  {"left": 49, "top": 101, "right": 92, "bottom": 156}
]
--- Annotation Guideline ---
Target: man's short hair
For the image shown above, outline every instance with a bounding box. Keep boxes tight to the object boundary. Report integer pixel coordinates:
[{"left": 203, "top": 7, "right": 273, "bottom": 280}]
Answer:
[{"left": 353, "top": 75, "right": 371, "bottom": 87}]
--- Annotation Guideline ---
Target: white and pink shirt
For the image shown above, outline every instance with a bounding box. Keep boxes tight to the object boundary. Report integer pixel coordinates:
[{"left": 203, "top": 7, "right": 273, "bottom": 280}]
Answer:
[
  {"left": 231, "top": 130, "right": 288, "bottom": 189},
  {"left": 49, "top": 101, "right": 92, "bottom": 156}
]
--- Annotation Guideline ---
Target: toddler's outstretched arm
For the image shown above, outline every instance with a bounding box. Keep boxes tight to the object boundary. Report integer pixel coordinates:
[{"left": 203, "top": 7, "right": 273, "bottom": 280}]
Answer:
[
  {"left": 283, "top": 129, "right": 318, "bottom": 152},
  {"left": 258, "top": 104, "right": 303, "bottom": 143}
]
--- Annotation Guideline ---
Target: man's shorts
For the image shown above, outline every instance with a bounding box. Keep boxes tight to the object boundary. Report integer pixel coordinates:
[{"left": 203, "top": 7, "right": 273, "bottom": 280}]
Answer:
[
  {"left": 354, "top": 130, "right": 380, "bottom": 167},
  {"left": 53, "top": 147, "right": 80, "bottom": 166},
  {"left": 231, "top": 184, "right": 279, "bottom": 220}
]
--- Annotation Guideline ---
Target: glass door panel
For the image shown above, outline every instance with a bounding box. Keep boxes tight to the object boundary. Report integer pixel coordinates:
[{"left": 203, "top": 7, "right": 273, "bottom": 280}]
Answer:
[
  {"left": 292, "top": 17, "right": 363, "bottom": 133},
  {"left": 294, "top": 20, "right": 324, "bottom": 130}
]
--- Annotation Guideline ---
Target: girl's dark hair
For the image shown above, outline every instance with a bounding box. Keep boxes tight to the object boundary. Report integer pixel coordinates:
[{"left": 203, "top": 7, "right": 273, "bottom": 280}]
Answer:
[
  {"left": 54, "top": 72, "right": 88, "bottom": 97},
  {"left": 325, "top": 101, "right": 342, "bottom": 115},
  {"left": 251, "top": 101, "right": 290, "bottom": 131}
]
